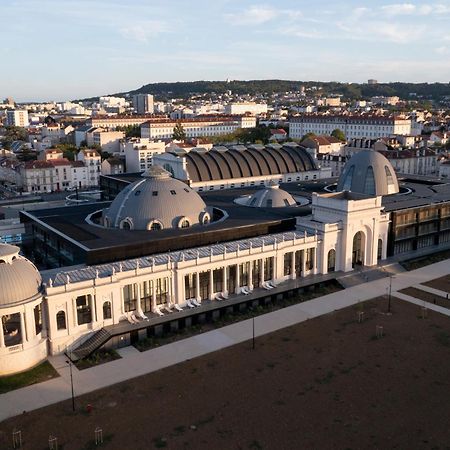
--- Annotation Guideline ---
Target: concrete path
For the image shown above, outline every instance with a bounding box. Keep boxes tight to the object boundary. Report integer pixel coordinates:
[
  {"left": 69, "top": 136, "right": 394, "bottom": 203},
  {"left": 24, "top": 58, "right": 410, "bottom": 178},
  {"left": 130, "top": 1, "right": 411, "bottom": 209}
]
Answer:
[
  {"left": 1, "top": 258, "right": 450, "bottom": 422},
  {"left": 413, "top": 283, "right": 449, "bottom": 299}
]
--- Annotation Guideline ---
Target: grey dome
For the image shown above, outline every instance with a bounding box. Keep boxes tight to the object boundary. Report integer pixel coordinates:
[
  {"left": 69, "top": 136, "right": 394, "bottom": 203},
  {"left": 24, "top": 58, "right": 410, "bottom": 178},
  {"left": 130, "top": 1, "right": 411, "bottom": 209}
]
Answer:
[
  {"left": 337, "top": 150, "right": 399, "bottom": 196},
  {"left": 0, "top": 244, "right": 42, "bottom": 307},
  {"left": 104, "top": 166, "right": 210, "bottom": 231},
  {"left": 245, "top": 185, "right": 297, "bottom": 208}
]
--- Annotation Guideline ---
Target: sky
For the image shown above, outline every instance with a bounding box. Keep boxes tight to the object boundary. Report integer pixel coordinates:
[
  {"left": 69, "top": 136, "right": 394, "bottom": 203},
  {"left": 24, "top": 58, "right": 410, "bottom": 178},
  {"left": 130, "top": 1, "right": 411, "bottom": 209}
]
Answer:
[{"left": 1, "top": 0, "right": 450, "bottom": 102}]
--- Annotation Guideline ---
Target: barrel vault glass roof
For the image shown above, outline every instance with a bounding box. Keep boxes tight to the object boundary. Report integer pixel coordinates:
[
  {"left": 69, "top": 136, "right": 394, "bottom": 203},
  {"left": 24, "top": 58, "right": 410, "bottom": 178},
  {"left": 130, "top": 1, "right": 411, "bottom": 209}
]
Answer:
[{"left": 181, "top": 144, "right": 318, "bottom": 182}]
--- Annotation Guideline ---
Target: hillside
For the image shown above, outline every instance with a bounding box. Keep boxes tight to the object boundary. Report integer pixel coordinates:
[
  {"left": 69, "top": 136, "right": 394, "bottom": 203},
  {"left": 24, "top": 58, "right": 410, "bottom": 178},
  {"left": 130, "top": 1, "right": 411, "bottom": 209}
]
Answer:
[{"left": 79, "top": 80, "right": 450, "bottom": 102}]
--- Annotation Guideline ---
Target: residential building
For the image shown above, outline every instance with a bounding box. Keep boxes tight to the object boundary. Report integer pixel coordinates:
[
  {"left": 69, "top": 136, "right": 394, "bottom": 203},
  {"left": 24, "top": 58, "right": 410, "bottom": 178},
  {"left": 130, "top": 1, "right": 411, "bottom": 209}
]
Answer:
[
  {"left": 301, "top": 135, "right": 345, "bottom": 155},
  {"left": 6, "top": 109, "right": 29, "bottom": 127},
  {"left": 87, "top": 129, "right": 125, "bottom": 153},
  {"left": 122, "top": 139, "right": 166, "bottom": 172},
  {"left": 141, "top": 115, "right": 256, "bottom": 140},
  {"left": 224, "top": 103, "right": 268, "bottom": 116},
  {"left": 290, "top": 115, "right": 412, "bottom": 140},
  {"left": 77, "top": 149, "right": 101, "bottom": 186},
  {"left": 86, "top": 114, "right": 159, "bottom": 129},
  {"left": 101, "top": 157, "right": 125, "bottom": 175},
  {"left": 133, "top": 94, "right": 154, "bottom": 114}
]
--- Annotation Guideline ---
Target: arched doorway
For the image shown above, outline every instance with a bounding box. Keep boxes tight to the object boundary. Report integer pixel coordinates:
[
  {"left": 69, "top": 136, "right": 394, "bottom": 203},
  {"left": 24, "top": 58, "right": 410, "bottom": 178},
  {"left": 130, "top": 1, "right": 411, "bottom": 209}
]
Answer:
[
  {"left": 352, "top": 231, "right": 364, "bottom": 267},
  {"left": 327, "top": 249, "right": 336, "bottom": 272}
]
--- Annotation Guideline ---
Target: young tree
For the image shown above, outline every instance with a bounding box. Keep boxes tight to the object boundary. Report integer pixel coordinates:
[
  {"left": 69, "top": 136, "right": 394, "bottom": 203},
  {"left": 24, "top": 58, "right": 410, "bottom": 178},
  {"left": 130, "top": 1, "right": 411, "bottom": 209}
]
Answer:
[
  {"left": 173, "top": 122, "right": 186, "bottom": 141},
  {"left": 331, "top": 128, "right": 346, "bottom": 141}
]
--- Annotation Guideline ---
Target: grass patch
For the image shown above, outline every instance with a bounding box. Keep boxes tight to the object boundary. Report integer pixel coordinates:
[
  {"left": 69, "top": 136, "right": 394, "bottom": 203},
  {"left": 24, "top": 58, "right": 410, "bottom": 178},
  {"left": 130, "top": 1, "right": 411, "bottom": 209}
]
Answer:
[
  {"left": 75, "top": 349, "right": 121, "bottom": 370},
  {"left": 0, "top": 360, "right": 58, "bottom": 394}
]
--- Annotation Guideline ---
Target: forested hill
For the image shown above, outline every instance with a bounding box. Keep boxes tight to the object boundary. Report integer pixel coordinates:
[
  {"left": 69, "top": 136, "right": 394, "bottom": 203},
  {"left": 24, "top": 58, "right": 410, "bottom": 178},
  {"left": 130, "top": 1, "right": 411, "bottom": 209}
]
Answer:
[{"left": 115, "top": 80, "right": 450, "bottom": 101}]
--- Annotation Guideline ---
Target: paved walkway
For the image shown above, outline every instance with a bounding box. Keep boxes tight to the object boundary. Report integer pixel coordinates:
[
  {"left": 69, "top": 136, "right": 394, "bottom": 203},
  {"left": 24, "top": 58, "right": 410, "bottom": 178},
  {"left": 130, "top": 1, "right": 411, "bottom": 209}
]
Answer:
[{"left": 1, "top": 259, "right": 450, "bottom": 422}]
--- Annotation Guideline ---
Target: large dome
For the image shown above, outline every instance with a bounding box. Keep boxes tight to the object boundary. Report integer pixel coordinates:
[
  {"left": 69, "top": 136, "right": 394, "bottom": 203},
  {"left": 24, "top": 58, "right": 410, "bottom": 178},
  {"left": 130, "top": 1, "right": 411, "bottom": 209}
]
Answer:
[
  {"left": 0, "top": 244, "right": 42, "bottom": 307},
  {"left": 104, "top": 166, "right": 210, "bottom": 231},
  {"left": 245, "top": 185, "right": 297, "bottom": 208},
  {"left": 337, "top": 150, "right": 399, "bottom": 196}
]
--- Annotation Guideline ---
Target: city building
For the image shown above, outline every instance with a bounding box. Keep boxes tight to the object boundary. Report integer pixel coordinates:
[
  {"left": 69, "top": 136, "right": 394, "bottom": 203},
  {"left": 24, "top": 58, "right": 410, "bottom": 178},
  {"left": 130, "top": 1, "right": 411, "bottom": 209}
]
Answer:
[
  {"left": 133, "top": 94, "right": 154, "bottom": 114},
  {"left": 122, "top": 138, "right": 166, "bottom": 172},
  {"left": 77, "top": 149, "right": 101, "bottom": 187},
  {"left": 3, "top": 149, "right": 450, "bottom": 375},
  {"left": 6, "top": 109, "right": 29, "bottom": 127},
  {"left": 224, "top": 102, "right": 268, "bottom": 115},
  {"left": 290, "top": 115, "right": 411, "bottom": 140},
  {"left": 141, "top": 115, "right": 257, "bottom": 140},
  {"left": 87, "top": 129, "right": 125, "bottom": 153},
  {"left": 101, "top": 157, "right": 125, "bottom": 175},
  {"left": 152, "top": 142, "right": 328, "bottom": 191}
]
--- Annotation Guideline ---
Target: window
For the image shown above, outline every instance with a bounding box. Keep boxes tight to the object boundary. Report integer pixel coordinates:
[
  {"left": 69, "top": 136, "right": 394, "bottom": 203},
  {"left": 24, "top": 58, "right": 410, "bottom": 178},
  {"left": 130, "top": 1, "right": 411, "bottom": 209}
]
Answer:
[
  {"left": 2, "top": 313, "right": 22, "bottom": 346},
  {"left": 56, "top": 311, "right": 66, "bottom": 330},
  {"left": 179, "top": 218, "right": 190, "bottom": 228},
  {"left": 34, "top": 303, "right": 42, "bottom": 335},
  {"left": 123, "top": 284, "right": 137, "bottom": 312},
  {"left": 213, "top": 268, "right": 223, "bottom": 293},
  {"left": 155, "top": 277, "right": 169, "bottom": 305},
  {"left": 266, "top": 199, "right": 273, "bottom": 207},
  {"left": 239, "top": 262, "right": 250, "bottom": 287},
  {"left": 283, "top": 252, "right": 293, "bottom": 276},
  {"left": 76, "top": 295, "right": 92, "bottom": 325},
  {"left": 148, "top": 220, "right": 163, "bottom": 231},
  {"left": 103, "top": 301, "right": 112, "bottom": 320},
  {"left": 185, "top": 273, "right": 197, "bottom": 300},
  {"left": 152, "top": 191, "right": 158, "bottom": 196},
  {"left": 170, "top": 190, "right": 176, "bottom": 195},
  {"left": 134, "top": 190, "right": 141, "bottom": 196}
]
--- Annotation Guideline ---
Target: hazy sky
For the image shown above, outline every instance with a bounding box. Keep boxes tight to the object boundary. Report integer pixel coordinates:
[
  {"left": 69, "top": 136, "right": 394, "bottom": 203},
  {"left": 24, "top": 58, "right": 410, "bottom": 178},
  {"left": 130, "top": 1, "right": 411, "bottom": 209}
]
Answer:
[{"left": 2, "top": 0, "right": 450, "bottom": 102}]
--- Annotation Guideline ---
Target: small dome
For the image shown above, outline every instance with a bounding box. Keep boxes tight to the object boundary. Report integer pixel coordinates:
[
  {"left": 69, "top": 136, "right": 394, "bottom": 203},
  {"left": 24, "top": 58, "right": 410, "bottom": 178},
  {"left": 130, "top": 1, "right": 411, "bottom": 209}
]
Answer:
[
  {"left": 245, "top": 184, "right": 297, "bottom": 208},
  {"left": 104, "top": 166, "right": 210, "bottom": 230},
  {"left": 337, "top": 150, "right": 399, "bottom": 196},
  {"left": 0, "top": 244, "right": 42, "bottom": 307}
]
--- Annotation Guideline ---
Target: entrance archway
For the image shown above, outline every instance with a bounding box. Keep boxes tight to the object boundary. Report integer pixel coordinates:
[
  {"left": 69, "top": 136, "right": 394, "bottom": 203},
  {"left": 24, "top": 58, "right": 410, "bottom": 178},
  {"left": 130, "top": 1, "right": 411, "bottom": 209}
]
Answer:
[
  {"left": 352, "top": 231, "right": 365, "bottom": 267},
  {"left": 327, "top": 249, "right": 336, "bottom": 272}
]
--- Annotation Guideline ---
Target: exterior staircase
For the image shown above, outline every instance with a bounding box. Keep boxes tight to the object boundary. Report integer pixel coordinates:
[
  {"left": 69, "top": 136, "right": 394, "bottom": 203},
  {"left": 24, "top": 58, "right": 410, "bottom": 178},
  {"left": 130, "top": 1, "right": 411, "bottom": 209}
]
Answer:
[{"left": 67, "top": 328, "right": 112, "bottom": 362}]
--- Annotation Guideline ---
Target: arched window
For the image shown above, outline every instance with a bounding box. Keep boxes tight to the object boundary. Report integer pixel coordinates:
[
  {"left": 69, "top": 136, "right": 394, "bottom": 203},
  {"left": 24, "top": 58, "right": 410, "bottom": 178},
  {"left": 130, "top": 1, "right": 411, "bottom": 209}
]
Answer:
[
  {"left": 148, "top": 220, "right": 163, "bottom": 231},
  {"left": 364, "top": 166, "right": 375, "bottom": 195},
  {"left": 103, "top": 301, "right": 112, "bottom": 320},
  {"left": 120, "top": 218, "right": 133, "bottom": 230},
  {"left": 179, "top": 217, "right": 190, "bottom": 229},
  {"left": 56, "top": 310, "right": 66, "bottom": 330},
  {"left": 201, "top": 212, "right": 210, "bottom": 225},
  {"left": 327, "top": 249, "right": 336, "bottom": 272},
  {"left": 342, "top": 165, "right": 354, "bottom": 191}
]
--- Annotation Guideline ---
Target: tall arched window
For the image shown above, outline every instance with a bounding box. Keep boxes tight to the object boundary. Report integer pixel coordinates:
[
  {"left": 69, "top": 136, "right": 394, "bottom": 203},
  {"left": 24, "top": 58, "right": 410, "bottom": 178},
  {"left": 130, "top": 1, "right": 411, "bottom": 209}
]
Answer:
[
  {"left": 103, "top": 301, "right": 112, "bottom": 320},
  {"left": 327, "top": 249, "right": 336, "bottom": 272},
  {"left": 56, "top": 310, "right": 67, "bottom": 330}
]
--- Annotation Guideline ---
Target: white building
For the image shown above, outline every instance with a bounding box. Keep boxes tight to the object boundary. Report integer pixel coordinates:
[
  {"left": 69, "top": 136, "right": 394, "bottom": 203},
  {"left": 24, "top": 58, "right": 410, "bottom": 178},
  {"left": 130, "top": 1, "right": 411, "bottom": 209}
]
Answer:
[
  {"left": 77, "top": 149, "right": 101, "bottom": 187},
  {"left": 6, "top": 109, "right": 29, "bottom": 127},
  {"left": 87, "top": 129, "right": 125, "bottom": 154},
  {"left": 290, "top": 115, "right": 412, "bottom": 140},
  {"left": 224, "top": 103, "right": 268, "bottom": 116},
  {"left": 122, "top": 139, "right": 166, "bottom": 172},
  {"left": 133, "top": 94, "right": 154, "bottom": 114},
  {"left": 141, "top": 115, "right": 256, "bottom": 140}
]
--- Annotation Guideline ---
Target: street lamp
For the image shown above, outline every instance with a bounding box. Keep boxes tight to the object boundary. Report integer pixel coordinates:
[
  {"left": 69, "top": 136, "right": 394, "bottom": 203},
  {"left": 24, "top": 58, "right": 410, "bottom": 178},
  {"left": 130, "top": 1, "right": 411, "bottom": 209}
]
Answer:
[
  {"left": 65, "top": 356, "right": 75, "bottom": 412},
  {"left": 388, "top": 274, "right": 395, "bottom": 313}
]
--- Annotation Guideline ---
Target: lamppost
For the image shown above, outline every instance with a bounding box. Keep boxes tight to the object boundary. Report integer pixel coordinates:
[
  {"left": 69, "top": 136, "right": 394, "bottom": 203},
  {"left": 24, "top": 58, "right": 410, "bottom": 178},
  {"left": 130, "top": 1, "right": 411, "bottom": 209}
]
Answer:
[
  {"left": 65, "top": 355, "right": 75, "bottom": 412},
  {"left": 388, "top": 274, "right": 395, "bottom": 314}
]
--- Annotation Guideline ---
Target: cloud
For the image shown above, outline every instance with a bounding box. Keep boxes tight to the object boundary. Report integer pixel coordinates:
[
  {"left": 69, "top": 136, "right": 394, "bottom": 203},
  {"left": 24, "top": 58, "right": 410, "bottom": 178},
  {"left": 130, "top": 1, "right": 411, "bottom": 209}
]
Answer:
[
  {"left": 225, "top": 5, "right": 278, "bottom": 25},
  {"left": 119, "top": 20, "right": 169, "bottom": 43},
  {"left": 381, "top": 2, "right": 450, "bottom": 16}
]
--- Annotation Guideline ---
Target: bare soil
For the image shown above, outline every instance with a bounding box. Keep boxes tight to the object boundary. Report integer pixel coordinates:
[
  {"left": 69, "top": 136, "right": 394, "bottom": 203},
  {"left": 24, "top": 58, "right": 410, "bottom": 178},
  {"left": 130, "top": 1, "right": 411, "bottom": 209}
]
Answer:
[
  {"left": 399, "top": 286, "right": 450, "bottom": 308},
  {"left": 423, "top": 274, "right": 450, "bottom": 294},
  {"left": 2, "top": 297, "right": 450, "bottom": 450}
]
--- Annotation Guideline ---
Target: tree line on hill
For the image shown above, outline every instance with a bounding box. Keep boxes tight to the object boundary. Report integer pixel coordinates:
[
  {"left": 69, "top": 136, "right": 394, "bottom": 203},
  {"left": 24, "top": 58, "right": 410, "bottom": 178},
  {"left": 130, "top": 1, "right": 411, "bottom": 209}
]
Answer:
[{"left": 119, "top": 80, "right": 450, "bottom": 102}]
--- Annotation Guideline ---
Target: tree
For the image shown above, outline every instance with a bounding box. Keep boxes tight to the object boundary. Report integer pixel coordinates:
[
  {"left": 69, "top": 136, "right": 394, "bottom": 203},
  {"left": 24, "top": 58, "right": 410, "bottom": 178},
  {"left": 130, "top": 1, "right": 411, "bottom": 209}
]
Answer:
[
  {"left": 1, "top": 126, "right": 29, "bottom": 150},
  {"left": 116, "top": 124, "right": 140, "bottom": 138},
  {"left": 173, "top": 122, "right": 186, "bottom": 141},
  {"left": 331, "top": 128, "right": 346, "bottom": 141},
  {"left": 301, "top": 132, "right": 316, "bottom": 141}
]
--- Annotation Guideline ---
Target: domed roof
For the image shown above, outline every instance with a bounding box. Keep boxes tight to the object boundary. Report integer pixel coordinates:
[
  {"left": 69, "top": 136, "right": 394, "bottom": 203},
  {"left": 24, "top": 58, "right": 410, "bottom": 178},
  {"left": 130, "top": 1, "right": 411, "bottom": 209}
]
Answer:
[
  {"left": 245, "top": 184, "right": 297, "bottom": 208},
  {"left": 0, "top": 244, "right": 42, "bottom": 308},
  {"left": 104, "top": 166, "right": 210, "bottom": 231},
  {"left": 337, "top": 150, "right": 399, "bottom": 196}
]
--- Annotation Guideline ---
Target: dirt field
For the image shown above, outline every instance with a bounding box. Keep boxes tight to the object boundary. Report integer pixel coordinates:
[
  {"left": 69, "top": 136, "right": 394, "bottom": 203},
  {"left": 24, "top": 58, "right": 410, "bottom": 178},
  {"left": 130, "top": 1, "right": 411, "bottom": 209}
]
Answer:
[
  {"left": 2, "top": 296, "right": 450, "bottom": 450},
  {"left": 423, "top": 274, "right": 450, "bottom": 293},
  {"left": 399, "top": 286, "right": 450, "bottom": 308}
]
